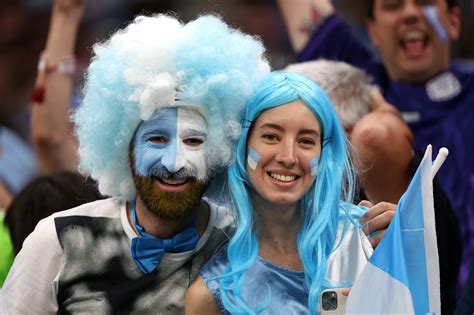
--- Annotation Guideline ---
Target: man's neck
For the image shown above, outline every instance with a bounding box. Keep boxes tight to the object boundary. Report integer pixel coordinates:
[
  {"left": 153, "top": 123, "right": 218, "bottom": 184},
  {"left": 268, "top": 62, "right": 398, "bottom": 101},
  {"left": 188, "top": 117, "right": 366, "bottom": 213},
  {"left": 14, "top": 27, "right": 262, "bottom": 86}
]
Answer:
[{"left": 127, "top": 197, "right": 210, "bottom": 239}]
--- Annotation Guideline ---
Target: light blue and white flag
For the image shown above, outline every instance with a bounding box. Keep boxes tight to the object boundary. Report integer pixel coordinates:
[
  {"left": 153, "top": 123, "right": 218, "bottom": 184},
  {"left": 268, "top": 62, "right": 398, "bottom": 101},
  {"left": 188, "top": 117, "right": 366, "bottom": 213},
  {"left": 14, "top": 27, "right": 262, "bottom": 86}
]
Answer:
[{"left": 345, "top": 145, "right": 443, "bottom": 314}]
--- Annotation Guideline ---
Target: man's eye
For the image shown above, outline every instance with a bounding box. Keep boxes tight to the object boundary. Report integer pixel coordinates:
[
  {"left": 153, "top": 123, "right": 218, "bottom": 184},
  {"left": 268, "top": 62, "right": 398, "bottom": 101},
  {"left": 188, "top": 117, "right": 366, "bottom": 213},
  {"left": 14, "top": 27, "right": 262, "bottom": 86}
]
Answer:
[
  {"left": 148, "top": 136, "right": 168, "bottom": 144},
  {"left": 183, "top": 138, "right": 204, "bottom": 147},
  {"left": 380, "top": 0, "right": 402, "bottom": 10}
]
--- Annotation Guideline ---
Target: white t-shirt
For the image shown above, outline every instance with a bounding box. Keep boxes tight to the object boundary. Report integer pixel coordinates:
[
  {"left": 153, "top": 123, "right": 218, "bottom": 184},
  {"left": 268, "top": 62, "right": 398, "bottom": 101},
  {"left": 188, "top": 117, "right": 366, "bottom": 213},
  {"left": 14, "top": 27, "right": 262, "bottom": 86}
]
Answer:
[{"left": 0, "top": 197, "right": 233, "bottom": 314}]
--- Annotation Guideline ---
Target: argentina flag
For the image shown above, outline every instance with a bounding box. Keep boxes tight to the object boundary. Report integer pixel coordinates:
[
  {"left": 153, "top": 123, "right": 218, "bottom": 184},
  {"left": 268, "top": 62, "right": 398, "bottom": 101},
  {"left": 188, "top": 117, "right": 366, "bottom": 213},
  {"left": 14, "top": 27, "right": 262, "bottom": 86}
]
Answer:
[{"left": 345, "top": 145, "right": 445, "bottom": 314}]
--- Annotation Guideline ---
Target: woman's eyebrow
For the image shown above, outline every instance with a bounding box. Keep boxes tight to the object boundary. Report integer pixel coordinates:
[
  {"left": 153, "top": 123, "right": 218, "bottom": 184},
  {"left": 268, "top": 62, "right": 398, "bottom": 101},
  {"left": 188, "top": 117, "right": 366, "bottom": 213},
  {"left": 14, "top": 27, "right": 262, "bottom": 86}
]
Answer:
[
  {"left": 299, "top": 129, "right": 320, "bottom": 137},
  {"left": 260, "top": 123, "right": 320, "bottom": 137},
  {"left": 259, "top": 123, "right": 283, "bottom": 131}
]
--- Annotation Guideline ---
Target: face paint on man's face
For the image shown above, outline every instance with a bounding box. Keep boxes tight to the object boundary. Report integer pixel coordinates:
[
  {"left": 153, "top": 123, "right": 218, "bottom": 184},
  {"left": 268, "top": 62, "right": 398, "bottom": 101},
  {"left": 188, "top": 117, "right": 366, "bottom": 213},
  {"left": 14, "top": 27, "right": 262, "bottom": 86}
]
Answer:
[
  {"left": 310, "top": 157, "right": 319, "bottom": 177},
  {"left": 133, "top": 107, "right": 208, "bottom": 181},
  {"left": 423, "top": 5, "right": 448, "bottom": 43},
  {"left": 131, "top": 107, "right": 209, "bottom": 219},
  {"left": 247, "top": 147, "right": 261, "bottom": 170}
]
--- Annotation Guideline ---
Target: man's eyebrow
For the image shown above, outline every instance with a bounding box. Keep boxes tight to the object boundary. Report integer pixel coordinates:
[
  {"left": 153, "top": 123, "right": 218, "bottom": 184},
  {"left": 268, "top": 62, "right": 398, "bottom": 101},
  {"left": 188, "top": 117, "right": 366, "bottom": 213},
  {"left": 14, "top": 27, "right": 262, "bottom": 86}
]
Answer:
[{"left": 181, "top": 128, "right": 207, "bottom": 136}]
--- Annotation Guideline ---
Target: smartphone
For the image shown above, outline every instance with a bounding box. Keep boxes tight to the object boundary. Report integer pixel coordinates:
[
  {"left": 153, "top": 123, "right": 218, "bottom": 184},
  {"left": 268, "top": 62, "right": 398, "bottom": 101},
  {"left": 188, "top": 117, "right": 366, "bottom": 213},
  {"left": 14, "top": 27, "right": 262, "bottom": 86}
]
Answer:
[{"left": 319, "top": 288, "right": 348, "bottom": 315}]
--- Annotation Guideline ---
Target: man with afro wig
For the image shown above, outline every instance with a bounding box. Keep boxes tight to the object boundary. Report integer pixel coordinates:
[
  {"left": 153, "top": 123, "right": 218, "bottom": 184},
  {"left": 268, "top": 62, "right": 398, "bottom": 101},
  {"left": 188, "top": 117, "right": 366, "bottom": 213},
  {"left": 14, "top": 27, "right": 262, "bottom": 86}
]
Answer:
[{"left": 0, "top": 14, "right": 269, "bottom": 313}]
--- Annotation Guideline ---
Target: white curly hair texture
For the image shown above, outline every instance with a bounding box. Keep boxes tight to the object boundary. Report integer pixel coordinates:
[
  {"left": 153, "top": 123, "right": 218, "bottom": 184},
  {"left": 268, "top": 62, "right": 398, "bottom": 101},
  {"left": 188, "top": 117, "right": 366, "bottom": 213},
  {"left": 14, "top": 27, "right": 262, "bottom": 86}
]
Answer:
[{"left": 73, "top": 14, "right": 270, "bottom": 200}]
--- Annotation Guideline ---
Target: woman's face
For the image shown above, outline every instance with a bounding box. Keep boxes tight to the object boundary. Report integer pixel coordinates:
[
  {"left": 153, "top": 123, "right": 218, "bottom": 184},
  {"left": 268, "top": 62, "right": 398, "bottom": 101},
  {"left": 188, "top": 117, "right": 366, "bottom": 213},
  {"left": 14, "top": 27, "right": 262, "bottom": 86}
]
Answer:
[{"left": 246, "top": 100, "right": 322, "bottom": 206}]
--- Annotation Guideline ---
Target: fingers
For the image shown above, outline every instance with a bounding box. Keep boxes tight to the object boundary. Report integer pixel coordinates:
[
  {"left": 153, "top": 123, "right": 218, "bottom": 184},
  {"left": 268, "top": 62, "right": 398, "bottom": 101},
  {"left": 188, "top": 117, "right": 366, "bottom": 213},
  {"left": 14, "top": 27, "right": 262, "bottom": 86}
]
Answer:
[
  {"left": 358, "top": 200, "right": 373, "bottom": 208},
  {"left": 368, "top": 229, "right": 386, "bottom": 248},
  {"left": 361, "top": 209, "right": 395, "bottom": 235},
  {"left": 359, "top": 201, "right": 395, "bottom": 224},
  {"left": 359, "top": 201, "right": 396, "bottom": 248},
  {"left": 341, "top": 288, "right": 351, "bottom": 296}
]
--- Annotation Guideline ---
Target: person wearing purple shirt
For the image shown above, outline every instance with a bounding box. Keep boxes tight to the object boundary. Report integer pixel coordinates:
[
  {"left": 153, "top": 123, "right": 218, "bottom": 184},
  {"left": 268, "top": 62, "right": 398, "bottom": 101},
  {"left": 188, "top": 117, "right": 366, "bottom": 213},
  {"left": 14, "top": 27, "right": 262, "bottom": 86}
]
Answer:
[{"left": 278, "top": 0, "right": 472, "bottom": 310}]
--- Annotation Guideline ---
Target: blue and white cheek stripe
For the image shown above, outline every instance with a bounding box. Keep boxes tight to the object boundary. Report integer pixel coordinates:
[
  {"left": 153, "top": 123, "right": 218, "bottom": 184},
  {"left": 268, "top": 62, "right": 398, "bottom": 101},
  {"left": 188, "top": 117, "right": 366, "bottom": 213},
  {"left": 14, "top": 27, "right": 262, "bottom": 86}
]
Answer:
[
  {"left": 247, "top": 147, "right": 261, "bottom": 170},
  {"left": 423, "top": 5, "right": 448, "bottom": 43},
  {"left": 309, "top": 157, "right": 319, "bottom": 177}
]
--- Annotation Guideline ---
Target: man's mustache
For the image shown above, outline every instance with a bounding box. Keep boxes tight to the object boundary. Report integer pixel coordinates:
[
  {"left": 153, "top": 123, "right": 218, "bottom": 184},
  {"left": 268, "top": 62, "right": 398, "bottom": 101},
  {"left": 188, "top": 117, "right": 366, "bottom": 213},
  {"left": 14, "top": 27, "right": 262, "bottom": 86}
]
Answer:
[{"left": 149, "top": 166, "right": 197, "bottom": 181}]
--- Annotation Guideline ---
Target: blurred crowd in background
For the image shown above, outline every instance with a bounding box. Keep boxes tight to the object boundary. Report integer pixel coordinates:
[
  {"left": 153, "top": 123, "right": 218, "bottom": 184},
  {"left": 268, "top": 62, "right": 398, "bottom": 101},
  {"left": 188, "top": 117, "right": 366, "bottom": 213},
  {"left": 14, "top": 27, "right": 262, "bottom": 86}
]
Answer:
[
  {"left": 0, "top": 0, "right": 474, "bottom": 312},
  {"left": 2, "top": 0, "right": 473, "bottom": 145}
]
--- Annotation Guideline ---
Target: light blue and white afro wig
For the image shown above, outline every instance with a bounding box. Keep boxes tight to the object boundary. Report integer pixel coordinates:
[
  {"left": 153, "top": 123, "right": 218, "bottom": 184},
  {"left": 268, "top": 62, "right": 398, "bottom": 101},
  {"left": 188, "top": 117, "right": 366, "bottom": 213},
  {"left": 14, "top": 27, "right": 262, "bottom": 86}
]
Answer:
[{"left": 73, "top": 14, "right": 270, "bottom": 200}]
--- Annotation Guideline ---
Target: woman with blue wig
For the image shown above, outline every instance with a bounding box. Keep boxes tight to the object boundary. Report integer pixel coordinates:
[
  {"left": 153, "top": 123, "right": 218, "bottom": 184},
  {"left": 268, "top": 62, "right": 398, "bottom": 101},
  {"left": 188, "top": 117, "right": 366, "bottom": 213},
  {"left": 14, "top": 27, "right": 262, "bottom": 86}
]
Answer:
[{"left": 185, "top": 71, "right": 373, "bottom": 314}]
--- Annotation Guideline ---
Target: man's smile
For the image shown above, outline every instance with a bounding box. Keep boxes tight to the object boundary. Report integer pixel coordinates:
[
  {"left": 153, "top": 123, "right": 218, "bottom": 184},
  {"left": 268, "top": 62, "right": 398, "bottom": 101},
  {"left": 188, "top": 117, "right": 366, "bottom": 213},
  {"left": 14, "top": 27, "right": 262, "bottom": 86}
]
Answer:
[
  {"left": 155, "top": 176, "right": 190, "bottom": 193},
  {"left": 399, "top": 29, "right": 429, "bottom": 59}
]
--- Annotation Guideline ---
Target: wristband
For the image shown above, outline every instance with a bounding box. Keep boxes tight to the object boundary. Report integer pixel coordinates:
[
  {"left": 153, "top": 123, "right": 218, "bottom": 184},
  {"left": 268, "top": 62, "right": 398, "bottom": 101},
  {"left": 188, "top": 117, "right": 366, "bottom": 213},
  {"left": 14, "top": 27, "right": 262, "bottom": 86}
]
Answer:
[{"left": 30, "top": 51, "right": 76, "bottom": 104}]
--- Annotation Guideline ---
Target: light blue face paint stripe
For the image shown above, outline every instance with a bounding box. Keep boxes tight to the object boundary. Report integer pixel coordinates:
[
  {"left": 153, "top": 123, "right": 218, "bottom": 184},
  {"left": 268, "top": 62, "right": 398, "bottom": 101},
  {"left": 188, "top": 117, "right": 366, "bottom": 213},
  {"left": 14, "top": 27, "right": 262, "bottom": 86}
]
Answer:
[
  {"left": 247, "top": 147, "right": 261, "bottom": 170},
  {"left": 310, "top": 157, "right": 319, "bottom": 176},
  {"left": 423, "top": 5, "right": 448, "bottom": 43},
  {"left": 133, "top": 108, "right": 179, "bottom": 176},
  {"left": 158, "top": 108, "right": 178, "bottom": 172}
]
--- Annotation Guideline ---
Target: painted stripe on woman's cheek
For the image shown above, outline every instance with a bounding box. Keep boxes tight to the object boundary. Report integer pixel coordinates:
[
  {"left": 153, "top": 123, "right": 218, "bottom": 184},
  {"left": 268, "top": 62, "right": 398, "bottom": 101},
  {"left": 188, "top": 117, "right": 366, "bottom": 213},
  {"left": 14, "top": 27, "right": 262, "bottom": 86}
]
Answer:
[
  {"left": 423, "top": 5, "right": 448, "bottom": 43},
  {"left": 247, "top": 147, "right": 261, "bottom": 170},
  {"left": 310, "top": 157, "right": 319, "bottom": 177}
]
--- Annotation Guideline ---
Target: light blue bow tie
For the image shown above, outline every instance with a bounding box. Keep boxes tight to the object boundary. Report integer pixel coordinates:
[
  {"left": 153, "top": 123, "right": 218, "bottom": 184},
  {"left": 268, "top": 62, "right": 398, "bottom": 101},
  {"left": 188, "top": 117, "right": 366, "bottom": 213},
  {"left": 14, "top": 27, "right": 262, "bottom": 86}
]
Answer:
[{"left": 130, "top": 199, "right": 199, "bottom": 274}]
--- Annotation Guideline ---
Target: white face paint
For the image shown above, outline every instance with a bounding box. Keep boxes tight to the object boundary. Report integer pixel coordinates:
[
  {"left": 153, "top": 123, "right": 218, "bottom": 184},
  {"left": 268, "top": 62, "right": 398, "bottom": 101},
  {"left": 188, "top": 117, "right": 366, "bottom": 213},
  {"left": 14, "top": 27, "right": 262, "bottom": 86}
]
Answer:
[
  {"left": 423, "top": 5, "right": 448, "bottom": 43},
  {"left": 247, "top": 147, "right": 261, "bottom": 170},
  {"left": 310, "top": 157, "right": 319, "bottom": 177},
  {"left": 133, "top": 107, "right": 209, "bottom": 180}
]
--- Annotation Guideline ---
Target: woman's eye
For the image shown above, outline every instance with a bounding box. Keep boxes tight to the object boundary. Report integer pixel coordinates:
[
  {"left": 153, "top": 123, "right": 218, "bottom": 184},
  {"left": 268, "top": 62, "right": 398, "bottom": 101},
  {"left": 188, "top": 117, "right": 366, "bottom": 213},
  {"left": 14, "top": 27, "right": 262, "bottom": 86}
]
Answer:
[
  {"left": 262, "top": 134, "right": 279, "bottom": 141},
  {"left": 183, "top": 138, "right": 204, "bottom": 147},
  {"left": 299, "top": 138, "right": 316, "bottom": 146},
  {"left": 148, "top": 136, "right": 168, "bottom": 144}
]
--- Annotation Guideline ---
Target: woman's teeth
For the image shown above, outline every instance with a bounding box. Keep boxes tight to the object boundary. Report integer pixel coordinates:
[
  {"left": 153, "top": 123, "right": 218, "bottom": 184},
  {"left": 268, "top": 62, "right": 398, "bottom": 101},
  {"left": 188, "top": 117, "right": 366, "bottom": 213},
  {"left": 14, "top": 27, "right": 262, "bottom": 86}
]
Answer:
[{"left": 270, "top": 173, "right": 295, "bottom": 182}]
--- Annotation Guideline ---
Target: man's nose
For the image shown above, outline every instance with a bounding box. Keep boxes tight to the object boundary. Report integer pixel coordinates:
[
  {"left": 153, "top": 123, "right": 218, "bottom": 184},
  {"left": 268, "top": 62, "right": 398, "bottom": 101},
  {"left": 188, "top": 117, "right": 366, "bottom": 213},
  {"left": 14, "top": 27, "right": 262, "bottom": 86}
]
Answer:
[
  {"left": 160, "top": 141, "right": 183, "bottom": 173},
  {"left": 401, "top": 0, "right": 424, "bottom": 24}
]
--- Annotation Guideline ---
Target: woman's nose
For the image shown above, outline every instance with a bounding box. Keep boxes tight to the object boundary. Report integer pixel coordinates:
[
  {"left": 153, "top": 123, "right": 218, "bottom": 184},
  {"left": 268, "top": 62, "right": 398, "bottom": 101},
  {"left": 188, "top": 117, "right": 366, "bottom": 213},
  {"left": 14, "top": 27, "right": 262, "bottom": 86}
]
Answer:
[{"left": 275, "top": 140, "right": 297, "bottom": 167}]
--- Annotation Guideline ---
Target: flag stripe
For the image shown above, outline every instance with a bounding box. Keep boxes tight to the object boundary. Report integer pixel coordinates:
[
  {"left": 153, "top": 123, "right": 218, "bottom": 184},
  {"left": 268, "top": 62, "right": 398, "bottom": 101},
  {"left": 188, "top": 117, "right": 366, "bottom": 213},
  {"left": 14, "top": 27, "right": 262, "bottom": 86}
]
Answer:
[
  {"left": 421, "top": 147, "right": 441, "bottom": 313},
  {"left": 345, "top": 145, "right": 441, "bottom": 314},
  {"left": 345, "top": 262, "right": 414, "bottom": 314}
]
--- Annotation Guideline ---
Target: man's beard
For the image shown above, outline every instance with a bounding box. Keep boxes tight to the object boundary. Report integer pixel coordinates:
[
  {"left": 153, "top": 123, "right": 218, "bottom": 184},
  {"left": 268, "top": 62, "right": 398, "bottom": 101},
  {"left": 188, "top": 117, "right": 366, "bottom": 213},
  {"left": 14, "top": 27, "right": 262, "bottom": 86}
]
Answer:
[{"left": 133, "top": 174, "right": 208, "bottom": 220}]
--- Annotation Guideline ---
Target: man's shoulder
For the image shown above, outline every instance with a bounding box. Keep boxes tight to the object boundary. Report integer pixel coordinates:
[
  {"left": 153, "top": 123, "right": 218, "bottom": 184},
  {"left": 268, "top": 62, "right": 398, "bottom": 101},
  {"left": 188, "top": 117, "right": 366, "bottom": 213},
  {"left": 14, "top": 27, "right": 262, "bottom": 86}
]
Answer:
[
  {"left": 204, "top": 198, "right": 235, "bottom": 232},
  {"left": 451, "top": 60, "right": 474, "bottom": 76},
  {"left": 190, "top": 198, "right": 234, "bottom": 274},
  {"left": 51, "top": 197, "right": 123, "bottom": 220}
]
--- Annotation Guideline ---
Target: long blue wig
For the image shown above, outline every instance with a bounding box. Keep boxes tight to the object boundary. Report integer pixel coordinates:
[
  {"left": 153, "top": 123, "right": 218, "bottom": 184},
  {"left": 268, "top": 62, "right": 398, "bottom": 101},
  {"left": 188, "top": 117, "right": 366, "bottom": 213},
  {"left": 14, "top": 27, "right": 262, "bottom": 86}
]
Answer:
[
  {"left": 217, "top": 72, "right": 356, "bottom": 314},
  {"left": 73, "top": 14, "right": 270, "bottom": 200}
]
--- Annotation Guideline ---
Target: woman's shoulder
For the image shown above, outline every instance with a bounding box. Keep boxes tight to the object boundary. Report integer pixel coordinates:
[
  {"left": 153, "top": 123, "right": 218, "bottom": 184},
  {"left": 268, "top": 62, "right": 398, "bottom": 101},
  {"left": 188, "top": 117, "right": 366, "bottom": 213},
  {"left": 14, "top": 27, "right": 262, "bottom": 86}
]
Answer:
[
  {"left": 186, "top": 276, "right": 222, "bottom": 315},
  {"left": 199, "top": 244, "right": 228, "bottom": 280}
]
